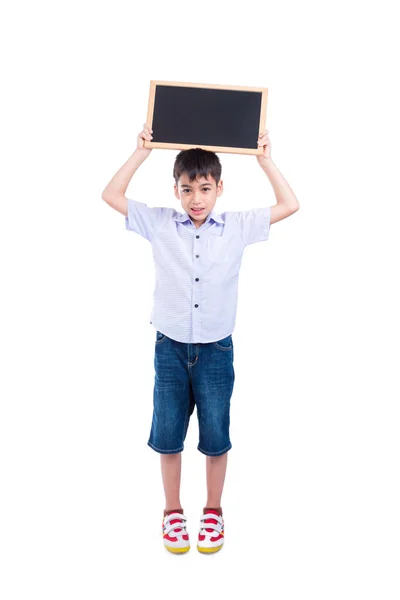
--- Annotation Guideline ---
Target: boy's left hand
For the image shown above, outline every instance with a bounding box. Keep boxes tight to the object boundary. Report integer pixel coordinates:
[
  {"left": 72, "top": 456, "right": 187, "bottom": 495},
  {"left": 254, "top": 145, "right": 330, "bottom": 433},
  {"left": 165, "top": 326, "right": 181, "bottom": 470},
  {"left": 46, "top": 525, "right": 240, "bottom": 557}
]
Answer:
[{"left": 256, "top": 129, "right": 271, "bottom": 161}]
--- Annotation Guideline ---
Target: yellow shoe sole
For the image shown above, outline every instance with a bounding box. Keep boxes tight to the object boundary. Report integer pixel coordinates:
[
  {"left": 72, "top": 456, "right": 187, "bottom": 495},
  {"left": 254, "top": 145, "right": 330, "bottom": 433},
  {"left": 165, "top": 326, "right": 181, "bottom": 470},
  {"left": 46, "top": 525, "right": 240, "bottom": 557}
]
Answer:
[
  {"left": 197, "top": 544, "right": 223, "bottom": 554},
  {"left": 165, "top": 545, "right": 190, "bottom": 554}
]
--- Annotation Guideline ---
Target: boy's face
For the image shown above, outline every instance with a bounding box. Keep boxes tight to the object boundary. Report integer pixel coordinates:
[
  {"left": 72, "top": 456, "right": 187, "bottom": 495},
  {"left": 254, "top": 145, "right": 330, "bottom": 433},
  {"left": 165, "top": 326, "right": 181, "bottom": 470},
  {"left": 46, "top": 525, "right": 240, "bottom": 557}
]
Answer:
[{"left": 174, "top": 174, "right": 223, "bottom": 228}]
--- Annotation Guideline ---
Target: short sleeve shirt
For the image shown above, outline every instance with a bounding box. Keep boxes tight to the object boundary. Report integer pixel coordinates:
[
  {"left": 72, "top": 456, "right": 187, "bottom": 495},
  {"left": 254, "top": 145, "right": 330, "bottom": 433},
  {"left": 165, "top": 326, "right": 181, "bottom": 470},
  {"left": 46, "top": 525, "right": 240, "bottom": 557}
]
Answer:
[{"left": 125, "top": 199, "right": 271, "bottom": 343}]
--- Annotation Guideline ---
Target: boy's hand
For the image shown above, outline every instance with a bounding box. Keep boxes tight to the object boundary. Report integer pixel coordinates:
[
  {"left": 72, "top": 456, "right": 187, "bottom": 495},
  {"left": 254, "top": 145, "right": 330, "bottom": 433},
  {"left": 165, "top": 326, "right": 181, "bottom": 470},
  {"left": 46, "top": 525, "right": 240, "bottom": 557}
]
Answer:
[
  {"left": 137, "top": 123, "right": 153, "bottom": 156},
  {"left": 256, "top": 129, "right": 271, "bottom": 162}
]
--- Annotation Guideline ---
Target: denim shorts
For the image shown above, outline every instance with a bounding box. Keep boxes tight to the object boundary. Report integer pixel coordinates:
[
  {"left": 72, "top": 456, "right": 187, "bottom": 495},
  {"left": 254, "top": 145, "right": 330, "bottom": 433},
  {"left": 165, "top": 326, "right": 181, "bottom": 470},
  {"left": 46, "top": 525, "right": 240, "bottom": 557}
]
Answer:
[{"left": 148, "top": 330, "right": 235, "bottom": 456}]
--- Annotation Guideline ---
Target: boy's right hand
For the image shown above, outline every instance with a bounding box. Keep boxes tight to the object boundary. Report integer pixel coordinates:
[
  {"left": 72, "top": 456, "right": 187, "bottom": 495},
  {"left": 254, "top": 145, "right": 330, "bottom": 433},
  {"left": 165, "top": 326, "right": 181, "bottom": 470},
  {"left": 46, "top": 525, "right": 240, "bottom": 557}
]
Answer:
[{"left": 137, "top": 123, "right": 153, "bottom": 156}]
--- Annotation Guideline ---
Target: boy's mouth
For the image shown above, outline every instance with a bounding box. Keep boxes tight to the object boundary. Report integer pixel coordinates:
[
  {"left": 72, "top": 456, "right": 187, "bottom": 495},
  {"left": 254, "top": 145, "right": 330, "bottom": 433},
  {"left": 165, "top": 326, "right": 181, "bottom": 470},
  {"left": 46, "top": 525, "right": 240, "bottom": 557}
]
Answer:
[{"left": 191, "top": 208, "right": 204, "bottom": 214}]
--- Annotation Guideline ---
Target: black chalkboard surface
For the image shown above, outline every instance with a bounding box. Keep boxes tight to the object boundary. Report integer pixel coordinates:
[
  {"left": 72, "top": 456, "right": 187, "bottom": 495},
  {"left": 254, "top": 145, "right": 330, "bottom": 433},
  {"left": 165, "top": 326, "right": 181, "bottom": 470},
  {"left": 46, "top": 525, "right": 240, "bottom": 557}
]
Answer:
[{"left": 144, "top": 81, "right": 268, "bottom": 155}]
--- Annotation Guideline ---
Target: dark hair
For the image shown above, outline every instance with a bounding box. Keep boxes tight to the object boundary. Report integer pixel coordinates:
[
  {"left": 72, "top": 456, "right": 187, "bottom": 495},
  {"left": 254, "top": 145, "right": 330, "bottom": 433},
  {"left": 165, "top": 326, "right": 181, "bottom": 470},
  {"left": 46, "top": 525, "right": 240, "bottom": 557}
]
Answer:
[{"left": 173, "top": 147, "right": 222, "bottom": 186}]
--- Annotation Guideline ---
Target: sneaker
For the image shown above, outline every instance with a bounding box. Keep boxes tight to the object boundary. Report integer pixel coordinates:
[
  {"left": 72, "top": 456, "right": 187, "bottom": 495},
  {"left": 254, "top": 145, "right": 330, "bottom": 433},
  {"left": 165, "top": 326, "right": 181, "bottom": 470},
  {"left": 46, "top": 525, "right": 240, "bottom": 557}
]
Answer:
[
  {"left": 162, "top": 511, "right": 190, "bottom": 554},
  {"left": 197, "top": 509, "right": 224, "bottom": 553}
]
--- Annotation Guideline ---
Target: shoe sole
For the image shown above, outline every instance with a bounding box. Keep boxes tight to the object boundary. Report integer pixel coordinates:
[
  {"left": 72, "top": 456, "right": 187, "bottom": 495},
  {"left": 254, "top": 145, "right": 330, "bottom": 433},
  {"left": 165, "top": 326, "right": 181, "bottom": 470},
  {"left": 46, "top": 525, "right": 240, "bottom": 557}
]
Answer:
[
  {"left": 165, "top": 545, "right": 190, "bottom": 554},
  {"left": 197, "top": 544, "right": 223, "bottom": 554}
]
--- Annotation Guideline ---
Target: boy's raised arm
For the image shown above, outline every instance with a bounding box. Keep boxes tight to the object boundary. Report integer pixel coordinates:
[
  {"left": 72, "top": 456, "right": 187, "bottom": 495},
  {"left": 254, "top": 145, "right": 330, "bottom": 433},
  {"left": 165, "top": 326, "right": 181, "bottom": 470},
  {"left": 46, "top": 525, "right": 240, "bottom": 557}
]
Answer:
[
  {"left": 256, "top": 129, "right": 300, "bottom": 223},
  {"left": 101, "top": 123, "right": 153, "bottom": 217}
]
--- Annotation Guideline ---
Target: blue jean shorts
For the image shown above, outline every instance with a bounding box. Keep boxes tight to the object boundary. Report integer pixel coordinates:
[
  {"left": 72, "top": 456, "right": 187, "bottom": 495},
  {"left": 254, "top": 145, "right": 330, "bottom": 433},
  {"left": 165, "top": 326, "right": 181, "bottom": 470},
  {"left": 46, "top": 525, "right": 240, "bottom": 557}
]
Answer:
[{"left": 148, "top": 331, "right": 235, "bottom": 456}]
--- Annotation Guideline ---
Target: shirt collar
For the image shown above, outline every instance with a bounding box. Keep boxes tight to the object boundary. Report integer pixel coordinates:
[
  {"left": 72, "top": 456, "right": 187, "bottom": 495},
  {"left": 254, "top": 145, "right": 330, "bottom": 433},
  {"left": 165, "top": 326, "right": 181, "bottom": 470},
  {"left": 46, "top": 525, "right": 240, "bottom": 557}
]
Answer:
[{"left": 173, "top": 210, "right": 224, "bottom": 224}]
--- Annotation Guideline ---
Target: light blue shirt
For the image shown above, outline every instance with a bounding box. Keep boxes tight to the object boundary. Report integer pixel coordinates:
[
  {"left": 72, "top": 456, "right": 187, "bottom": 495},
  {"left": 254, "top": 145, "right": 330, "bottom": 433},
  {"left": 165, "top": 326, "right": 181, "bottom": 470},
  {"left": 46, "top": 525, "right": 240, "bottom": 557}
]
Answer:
[{"left": 125, "top": 198, "right": 271, "bottom": 343}]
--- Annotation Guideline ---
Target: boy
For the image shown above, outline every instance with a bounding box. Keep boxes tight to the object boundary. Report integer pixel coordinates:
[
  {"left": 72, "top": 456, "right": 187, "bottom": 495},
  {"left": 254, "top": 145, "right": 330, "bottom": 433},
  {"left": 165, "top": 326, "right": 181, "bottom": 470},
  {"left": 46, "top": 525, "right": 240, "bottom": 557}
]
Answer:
[{"left": 102, "top": 123, "right": 300, "bottom": 554}]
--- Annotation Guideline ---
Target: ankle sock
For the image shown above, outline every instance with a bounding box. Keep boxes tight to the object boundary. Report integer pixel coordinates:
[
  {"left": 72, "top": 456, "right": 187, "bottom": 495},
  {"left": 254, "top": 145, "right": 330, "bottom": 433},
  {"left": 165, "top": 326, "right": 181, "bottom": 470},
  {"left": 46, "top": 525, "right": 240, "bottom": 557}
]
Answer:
[
  {"left": 203, "top": 506, "right": 223, "bottom": 516},
  {"left": 164, "top": 508, "right": 184, "bottom": 517}
]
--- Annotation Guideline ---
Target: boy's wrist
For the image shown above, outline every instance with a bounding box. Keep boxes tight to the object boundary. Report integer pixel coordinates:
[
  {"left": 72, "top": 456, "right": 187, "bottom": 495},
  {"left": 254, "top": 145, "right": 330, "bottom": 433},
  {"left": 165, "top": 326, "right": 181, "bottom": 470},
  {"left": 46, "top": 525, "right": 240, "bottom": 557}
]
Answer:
[
  {"left": 135, "top": 147, "right": 151, "bottom": 156},
  {"left": 257, "top": 155, "right": 273, "bottom": 164}
]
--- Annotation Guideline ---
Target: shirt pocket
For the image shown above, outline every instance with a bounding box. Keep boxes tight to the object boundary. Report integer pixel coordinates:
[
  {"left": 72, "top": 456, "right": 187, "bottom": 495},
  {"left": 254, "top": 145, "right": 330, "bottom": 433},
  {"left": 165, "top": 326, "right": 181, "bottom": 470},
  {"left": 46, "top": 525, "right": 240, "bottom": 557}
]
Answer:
[{"left": 208, "top": 236, "right": 229, "bottom": 263}]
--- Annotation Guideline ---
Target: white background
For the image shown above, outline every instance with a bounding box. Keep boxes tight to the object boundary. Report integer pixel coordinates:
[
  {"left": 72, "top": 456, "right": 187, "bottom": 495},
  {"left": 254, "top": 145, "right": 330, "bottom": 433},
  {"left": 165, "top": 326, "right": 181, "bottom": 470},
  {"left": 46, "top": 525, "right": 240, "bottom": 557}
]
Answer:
[{"left": 1, "top": 0, "right": 399, "bottom": 598}]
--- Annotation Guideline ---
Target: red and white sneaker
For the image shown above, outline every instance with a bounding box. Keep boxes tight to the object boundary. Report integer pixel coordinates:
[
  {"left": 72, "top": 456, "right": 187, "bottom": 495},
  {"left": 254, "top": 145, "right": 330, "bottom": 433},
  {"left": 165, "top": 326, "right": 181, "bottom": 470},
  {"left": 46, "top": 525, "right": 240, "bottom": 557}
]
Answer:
[
  {"left": 197, "top": 509, "right": 224, "bottom": 553},
  {"left": 162, "top": 511, "right": 190, "bottom": 554}
]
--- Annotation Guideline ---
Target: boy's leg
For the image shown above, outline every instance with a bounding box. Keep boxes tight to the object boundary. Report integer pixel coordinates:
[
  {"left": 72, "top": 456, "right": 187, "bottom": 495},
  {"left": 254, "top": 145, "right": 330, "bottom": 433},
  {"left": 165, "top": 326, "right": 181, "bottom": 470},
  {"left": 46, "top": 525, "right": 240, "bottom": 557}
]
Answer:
[
  {"left": 205, "top": 453, "right": 228, "bottom": 514},
  {"left": 197, "top": 454, "right": 226, "bottom": 554},
  {"left": 160, "top": 452, "right": 190, "bottom": 554},
  {"left": 161, "top": 452, "right": 183, "bottom": 514},
  {"left": 192, "top": 335, "right": 234, "bottom": 515},
  {"left": 151, "top": 334, "right": 195, "bottom": 516}
]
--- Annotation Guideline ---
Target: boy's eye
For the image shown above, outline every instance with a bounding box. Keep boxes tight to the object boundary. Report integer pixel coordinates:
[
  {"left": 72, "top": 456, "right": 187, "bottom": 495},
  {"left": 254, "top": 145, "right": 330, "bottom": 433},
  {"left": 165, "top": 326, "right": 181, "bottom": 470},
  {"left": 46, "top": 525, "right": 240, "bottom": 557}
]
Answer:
[{"left": 182, "top": 188, "right": 211, "bottom": 193}]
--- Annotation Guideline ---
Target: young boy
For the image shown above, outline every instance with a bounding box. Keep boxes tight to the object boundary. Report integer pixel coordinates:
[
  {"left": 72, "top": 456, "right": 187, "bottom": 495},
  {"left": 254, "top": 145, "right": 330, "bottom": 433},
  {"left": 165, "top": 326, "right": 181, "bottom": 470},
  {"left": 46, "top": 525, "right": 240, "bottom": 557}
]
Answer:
[{"left": 102, "top": 123, "right": 300, "bottom": 554}]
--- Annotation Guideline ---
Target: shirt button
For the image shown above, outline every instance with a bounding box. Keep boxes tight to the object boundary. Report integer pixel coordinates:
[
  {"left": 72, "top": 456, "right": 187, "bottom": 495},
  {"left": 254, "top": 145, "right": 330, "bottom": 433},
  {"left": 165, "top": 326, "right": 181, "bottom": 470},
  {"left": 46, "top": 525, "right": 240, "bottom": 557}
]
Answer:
[
  {"left": 195, "top": 254, "right": 199, "bottom": 258},
  {"left": 195, "top": 278, "right": 199, "bottom": 282},
  {"left": 194, "top": 304, "right": 199, "bottom": 308},
  {"left": 196, "top": 235, "right": 200, "bottom": 238}
]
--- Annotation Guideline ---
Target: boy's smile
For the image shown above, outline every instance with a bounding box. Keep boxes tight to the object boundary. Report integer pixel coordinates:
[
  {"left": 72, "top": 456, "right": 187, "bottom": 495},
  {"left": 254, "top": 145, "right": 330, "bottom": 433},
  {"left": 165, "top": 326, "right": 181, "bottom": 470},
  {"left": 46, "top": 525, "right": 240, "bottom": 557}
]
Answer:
[{"left": 174, "top": 174, "right": 223, "bottom": 228}]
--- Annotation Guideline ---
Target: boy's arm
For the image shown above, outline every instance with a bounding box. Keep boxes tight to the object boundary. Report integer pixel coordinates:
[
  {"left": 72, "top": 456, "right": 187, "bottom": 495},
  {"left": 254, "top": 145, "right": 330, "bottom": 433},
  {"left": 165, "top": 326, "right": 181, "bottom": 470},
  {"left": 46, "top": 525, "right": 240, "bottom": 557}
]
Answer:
[
  {"left": 102, "top": 123, "right": 153, "bottom": 216},
  {"left": 256, "top": 130, "right": 300, "bottom": 224},
  {"left": 258, "top": 157, "right": 300, "bottom": 224}
]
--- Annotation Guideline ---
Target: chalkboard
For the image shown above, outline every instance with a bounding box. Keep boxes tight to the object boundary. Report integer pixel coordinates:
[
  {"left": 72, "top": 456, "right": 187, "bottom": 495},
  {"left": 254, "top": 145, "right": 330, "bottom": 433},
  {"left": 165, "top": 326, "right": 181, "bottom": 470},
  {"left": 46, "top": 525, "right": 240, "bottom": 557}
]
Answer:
[{"left": 144, "top": 80, "right": 268, "bottom": 155}]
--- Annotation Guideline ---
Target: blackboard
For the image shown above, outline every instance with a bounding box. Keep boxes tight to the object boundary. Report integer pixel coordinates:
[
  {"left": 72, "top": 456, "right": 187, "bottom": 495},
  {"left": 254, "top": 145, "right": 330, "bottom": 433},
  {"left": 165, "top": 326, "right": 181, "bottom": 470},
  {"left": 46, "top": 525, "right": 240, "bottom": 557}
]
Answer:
[{"left": 144, "top": 80, "right": 268, "bottom": 155}]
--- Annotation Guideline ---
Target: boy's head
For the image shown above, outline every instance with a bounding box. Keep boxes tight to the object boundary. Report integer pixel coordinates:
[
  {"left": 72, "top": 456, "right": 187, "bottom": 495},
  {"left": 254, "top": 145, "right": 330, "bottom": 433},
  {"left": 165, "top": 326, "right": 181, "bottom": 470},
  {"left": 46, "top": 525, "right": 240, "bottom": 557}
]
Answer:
[{"left": 173, "top": 148, "right": 223, "bottom": 227}]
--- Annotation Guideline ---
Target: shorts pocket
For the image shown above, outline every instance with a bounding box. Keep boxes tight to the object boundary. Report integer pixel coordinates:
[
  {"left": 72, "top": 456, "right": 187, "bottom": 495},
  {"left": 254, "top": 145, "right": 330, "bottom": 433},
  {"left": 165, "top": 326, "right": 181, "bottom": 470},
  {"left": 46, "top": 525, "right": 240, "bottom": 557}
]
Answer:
[
  {"left": 155, "top": 330, "right": 167, "bottom": 344},
  {"left": 213, "top": 334, "right": 233, "bottom": 351},
  {"left": 208, "top": 236, "right": 228, "bottom": 263}
]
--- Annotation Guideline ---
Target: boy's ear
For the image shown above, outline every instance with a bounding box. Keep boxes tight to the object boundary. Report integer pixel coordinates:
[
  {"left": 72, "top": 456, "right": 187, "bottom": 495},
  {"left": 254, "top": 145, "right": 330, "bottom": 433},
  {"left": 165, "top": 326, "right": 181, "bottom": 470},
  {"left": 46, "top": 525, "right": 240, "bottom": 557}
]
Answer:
[
  {"left": 217, "top": 180, "right": 224, "bottom": 196},
  {"left": 174, "top": 184, "right": 180, "bottom": 199}
]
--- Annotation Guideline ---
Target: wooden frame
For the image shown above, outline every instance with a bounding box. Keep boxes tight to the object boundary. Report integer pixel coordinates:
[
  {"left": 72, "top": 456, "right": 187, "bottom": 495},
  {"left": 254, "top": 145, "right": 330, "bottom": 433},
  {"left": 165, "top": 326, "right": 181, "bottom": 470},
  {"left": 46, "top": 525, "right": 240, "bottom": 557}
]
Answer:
[{"left": 144, "top": 80, "right": 268, "bottom": 156}]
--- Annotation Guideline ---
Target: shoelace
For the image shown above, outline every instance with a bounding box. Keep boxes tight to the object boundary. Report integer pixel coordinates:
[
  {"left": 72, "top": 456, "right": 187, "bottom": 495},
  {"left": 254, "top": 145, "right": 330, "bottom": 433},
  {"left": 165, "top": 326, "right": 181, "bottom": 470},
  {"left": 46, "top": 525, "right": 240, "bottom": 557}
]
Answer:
[
  {"left": 163, "top": 513, "right": 188, "bottom": 537},
  {"left": 200, "top": 512, "right": 223, "bottom": 534}
]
